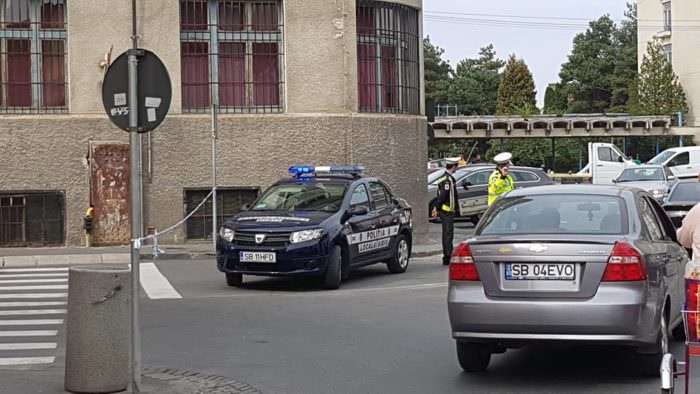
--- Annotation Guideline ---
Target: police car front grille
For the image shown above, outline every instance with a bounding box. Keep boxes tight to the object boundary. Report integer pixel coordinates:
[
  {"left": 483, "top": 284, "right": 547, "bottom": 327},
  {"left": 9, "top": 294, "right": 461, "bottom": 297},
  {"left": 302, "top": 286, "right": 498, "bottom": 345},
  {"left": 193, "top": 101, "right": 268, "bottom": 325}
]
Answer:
[{"left": 234, "top": 231, "right": 291, "bottom": 247}]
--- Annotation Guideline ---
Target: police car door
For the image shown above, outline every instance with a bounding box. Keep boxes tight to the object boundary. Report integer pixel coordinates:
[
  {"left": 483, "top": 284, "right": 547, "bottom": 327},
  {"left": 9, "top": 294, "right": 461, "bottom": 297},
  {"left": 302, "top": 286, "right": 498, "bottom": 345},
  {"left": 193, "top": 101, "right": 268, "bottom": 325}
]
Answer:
[
  {"left": 345, "top": 184, "right": 379, "bottom": 265},
  {"left": 366, "top": 182, "right": 399, "bottom": 262},
  {"left": 457, "top": 170, "right": 490, "bottom": 217}
]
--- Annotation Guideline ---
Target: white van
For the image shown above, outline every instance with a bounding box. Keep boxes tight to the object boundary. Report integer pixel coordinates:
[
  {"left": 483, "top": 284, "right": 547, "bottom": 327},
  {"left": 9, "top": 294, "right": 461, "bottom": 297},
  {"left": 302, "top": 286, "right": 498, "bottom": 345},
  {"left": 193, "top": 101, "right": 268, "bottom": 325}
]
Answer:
[
  {"left": 648, "top": 146, "right": 700, "bottom": 179},
  {"left": 588, "top": 142, "right": 638, "bottom": 184}
]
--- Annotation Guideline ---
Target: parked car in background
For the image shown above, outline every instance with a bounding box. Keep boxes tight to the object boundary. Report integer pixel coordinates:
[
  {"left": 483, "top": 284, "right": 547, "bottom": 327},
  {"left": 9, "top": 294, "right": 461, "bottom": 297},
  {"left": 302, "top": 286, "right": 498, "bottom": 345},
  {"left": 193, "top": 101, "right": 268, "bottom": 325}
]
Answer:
[
  {"left": 648, "top": 146, "right": 700, "bottom": 179},
  {"left": 448, "top": 185, "right": 687, "bottom": 375},
  {"left": 663, "top": 180, "right": 700, "bottom": 228},
  {"left": 613, "top": 165, "right": 676, "bottom": 202},
  {"left": 427, "top": 165, "right": 553, "bottom": 225}
]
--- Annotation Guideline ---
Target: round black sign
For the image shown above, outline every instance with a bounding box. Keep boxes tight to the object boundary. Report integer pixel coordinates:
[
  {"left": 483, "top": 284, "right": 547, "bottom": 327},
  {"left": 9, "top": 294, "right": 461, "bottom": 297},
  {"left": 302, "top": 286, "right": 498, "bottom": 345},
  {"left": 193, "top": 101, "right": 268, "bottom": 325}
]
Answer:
[{"left": 102, "top": 49, "right": 172, "bottom": 133}]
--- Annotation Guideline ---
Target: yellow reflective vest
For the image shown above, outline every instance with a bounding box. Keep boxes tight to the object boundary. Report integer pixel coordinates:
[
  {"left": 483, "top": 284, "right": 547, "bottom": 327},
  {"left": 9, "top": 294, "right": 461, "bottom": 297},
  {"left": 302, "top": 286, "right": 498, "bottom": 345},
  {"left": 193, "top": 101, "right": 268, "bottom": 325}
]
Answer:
[{"left": 488, "top": 170, "right": 514, "bottom": 206}]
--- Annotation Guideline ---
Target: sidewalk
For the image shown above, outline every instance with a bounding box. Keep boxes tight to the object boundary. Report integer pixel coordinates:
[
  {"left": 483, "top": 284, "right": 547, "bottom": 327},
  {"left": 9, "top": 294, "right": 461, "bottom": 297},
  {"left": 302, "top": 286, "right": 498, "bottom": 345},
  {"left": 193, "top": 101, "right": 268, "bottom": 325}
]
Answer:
[{"left": 0, "top": 239, "right": 444, "bottom": 268}]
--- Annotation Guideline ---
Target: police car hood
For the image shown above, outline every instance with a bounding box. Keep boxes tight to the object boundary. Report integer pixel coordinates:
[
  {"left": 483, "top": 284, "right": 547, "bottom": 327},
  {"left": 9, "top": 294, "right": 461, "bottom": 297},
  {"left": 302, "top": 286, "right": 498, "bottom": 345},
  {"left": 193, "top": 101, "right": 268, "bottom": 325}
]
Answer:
[{"left": 228, "top": 211, "right": 333, "bottom": 230}]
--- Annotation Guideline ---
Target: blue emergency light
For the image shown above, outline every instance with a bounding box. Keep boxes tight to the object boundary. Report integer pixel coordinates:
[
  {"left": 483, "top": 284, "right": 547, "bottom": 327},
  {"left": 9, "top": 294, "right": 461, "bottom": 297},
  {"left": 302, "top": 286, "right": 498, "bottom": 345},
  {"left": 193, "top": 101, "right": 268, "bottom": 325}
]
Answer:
[{"left": 289, "top": 165, "right": 366, "bottom": 177}]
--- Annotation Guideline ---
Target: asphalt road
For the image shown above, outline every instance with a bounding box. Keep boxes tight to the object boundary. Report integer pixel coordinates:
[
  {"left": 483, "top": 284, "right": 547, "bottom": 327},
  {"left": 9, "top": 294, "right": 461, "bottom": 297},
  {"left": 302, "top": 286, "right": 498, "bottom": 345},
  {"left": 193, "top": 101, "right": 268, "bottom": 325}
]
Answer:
[
  {"left": 139, "top": 257, "right": 695, "bottom": 394},
  {"left": 1, "top": 253, "right": 697, "bottom": 393}
]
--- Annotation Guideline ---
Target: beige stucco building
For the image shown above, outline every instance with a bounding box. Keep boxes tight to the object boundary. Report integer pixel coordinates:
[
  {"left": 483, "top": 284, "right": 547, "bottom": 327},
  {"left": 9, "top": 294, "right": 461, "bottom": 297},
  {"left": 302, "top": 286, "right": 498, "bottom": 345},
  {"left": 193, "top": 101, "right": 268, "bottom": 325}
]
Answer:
[
  {"left": 0, "top": 0, "right": 427, "bottom": 247},
  {"left": 638, "top": 0, "right": 700, "bottom": 126}
]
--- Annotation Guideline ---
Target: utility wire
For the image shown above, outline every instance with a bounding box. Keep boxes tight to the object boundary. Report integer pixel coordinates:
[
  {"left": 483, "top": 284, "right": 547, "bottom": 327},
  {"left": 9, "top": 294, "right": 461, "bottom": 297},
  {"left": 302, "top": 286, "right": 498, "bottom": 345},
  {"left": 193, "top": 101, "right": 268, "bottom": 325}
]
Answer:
[
  {"left": 425, "top": 10, "right": 700, "bottom": 23},
  {"left": 424, "top": 15, "right": 700, "bottom": 31}
]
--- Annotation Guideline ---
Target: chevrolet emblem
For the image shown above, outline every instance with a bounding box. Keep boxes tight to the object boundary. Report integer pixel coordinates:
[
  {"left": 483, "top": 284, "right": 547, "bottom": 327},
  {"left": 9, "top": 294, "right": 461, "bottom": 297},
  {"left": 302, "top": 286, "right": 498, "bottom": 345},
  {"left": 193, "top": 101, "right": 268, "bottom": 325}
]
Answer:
[
  {"left": 498, "top": 246, "right": 512, "bottom": 254},
  {"left": 529, "top": 244, "right": 549, "bottom": 253}
]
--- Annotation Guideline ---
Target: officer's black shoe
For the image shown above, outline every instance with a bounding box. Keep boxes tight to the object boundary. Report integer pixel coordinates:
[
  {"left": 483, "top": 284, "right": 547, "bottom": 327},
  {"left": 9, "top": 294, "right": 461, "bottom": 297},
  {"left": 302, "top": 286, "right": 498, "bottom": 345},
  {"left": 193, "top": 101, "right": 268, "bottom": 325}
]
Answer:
[{"left": 442, "top": 257, "right": 450, "bottom": 266}]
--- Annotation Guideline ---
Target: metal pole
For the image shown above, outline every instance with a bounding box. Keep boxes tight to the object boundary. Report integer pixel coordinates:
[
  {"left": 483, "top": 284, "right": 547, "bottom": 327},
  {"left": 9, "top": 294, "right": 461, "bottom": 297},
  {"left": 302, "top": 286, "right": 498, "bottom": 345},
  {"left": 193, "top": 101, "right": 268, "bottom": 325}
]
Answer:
[
  {"left": 211, "top": 104, "right": 218, "bottom": 251},
  {"left": 551, "top": 138, "right": 556, "bottom": 173},
  {"left": 128, "top": 0, "right": 141, "bottom": 391},
  {"left": 679, "top": 112, "right": 684, "bottom": 147}
]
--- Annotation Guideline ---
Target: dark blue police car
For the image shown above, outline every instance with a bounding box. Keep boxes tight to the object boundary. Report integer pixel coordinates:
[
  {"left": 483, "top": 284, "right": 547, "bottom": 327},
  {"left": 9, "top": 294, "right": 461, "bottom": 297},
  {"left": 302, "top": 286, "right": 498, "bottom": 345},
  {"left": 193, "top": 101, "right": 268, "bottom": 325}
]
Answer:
[{"left": 216, "top": 166, "right": 414, "bottom": 289}]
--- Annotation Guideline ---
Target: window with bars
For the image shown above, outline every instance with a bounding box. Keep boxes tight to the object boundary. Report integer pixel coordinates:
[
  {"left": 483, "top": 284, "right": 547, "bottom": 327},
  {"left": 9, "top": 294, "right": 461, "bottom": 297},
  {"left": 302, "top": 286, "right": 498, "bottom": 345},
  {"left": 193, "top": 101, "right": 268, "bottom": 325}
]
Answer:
[
  {"left": 179, "top": 0, "right": 284, "bottom": 113},
  {"left": 0, "top": 191, "right": 64, "bottom": 247},
  {"left": 356, "top": 1, "right": 420, "bottom": 115},
  {"left": 184, "top": 188, "right": 259, "bottom": 240},
  {"left": 0, "top": 0, "right": 67, "bottom": 113}
]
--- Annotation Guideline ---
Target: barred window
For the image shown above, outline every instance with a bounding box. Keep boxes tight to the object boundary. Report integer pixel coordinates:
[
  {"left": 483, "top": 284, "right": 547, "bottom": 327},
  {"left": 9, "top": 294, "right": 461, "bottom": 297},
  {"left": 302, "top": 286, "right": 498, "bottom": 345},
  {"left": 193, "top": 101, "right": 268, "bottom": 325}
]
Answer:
[
  {"left": 179, "top": 0, "right": 284, "bottom": 113},
  {"left": 0, "top": 0, "right": 67, "bottom": 113},
  {"left": 357, "top": 1, "right": 420, "bottom": 115}
]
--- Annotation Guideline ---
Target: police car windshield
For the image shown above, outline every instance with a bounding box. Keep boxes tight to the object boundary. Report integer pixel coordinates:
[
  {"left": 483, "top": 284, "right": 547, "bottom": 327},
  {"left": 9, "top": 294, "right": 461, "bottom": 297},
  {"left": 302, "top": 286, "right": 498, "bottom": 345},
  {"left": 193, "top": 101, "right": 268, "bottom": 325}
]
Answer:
[{"left": 251, "top": 183, "right": 348, "bottom": 212}]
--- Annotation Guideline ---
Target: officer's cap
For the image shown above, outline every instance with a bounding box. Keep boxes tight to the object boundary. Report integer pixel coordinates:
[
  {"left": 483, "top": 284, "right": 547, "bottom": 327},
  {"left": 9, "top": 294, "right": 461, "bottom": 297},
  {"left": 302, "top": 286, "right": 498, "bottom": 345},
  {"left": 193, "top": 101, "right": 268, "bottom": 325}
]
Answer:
[
  {"left": 445, "top": 158, "right": 459, "bottom": 167},
  {"left": 494, "top": 152, "right": 513, "bottom": 165}
]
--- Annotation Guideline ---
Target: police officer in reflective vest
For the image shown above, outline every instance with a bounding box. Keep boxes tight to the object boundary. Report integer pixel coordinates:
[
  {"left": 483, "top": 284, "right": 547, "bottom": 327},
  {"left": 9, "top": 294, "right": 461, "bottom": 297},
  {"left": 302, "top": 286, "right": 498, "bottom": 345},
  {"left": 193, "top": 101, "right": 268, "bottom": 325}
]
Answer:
[
  {"left": 430, "top": 159, "right": 460, "bottom": 266},
  {"left": 488, "top": 152, "right": 515, "bottom": 206}
]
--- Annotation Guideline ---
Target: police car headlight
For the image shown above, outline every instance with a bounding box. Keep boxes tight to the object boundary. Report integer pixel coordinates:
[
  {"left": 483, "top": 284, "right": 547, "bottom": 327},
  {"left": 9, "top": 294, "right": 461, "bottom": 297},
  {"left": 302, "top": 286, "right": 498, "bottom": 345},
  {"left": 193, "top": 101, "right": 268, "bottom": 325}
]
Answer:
[
  {"left": 219, "top": 227, "right": 235, "bottom": 242},
  {"left": 290, "top": 229, "right": 323, "bottom": 244}
]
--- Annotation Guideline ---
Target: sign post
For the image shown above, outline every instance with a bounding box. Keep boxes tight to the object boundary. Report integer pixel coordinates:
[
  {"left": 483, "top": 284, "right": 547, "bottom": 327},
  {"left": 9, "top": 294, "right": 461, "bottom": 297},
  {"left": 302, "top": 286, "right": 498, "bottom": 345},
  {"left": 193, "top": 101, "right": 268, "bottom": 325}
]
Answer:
[{"left": 101, "top": 1, "right": 171, "bottom": 391}]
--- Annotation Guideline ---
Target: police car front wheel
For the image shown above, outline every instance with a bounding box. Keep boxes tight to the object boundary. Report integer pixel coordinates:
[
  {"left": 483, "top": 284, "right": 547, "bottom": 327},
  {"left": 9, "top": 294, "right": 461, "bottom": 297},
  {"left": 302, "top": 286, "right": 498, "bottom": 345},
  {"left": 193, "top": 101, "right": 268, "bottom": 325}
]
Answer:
[
  {"left": 226, "top": 273, "right": 243, "bottom": 287},
  {"left": 387, "top": 234, "right": 410, "bottom": 274},
  {"left": 322, "top": 245, "right": 343, "bottom": 290}
]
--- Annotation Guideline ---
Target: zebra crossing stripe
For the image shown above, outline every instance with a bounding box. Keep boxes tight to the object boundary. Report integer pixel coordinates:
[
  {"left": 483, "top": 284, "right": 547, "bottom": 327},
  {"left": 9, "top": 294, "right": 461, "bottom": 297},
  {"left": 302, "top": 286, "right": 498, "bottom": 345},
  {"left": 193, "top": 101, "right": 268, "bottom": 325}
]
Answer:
[
  {"left": 0, "top": 357, "right": 55, "bottom": 366},
  {"left": 0, "top": 268, "right": 67, "bottom": 273},
  {"left": 0, "top": 285, "right": 68, "bottom": 291},
  {"left": 0, "top": 331, "right": 57, "bottom": 337},
  {"left": 0, "top": 294, "right": 67, "bottom": 299},
  {"left": 0, "top": 343, "right": 57, "bottom": 350},
  {"left": 0, "top": 302, "right": 65, "bottom": 307},
  {"left": 0, "top": 320, "right": 63, "bottom": 326},
  {"left": 0, "top": 279, "right": 67, "bottom": 284},
  {"left": 0, "top": 274, "right": 67, "bottom": 278},
  {"left": 0, "top": 310, "right": 66, "bottom": 316}
]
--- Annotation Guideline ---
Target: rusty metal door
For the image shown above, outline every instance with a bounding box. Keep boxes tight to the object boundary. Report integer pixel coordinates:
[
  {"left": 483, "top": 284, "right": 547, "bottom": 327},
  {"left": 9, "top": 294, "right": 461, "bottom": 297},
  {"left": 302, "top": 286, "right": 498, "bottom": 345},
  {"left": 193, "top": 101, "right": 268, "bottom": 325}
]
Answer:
[{"left": 91, "top": 144, "right": 130, "bottom": 245}]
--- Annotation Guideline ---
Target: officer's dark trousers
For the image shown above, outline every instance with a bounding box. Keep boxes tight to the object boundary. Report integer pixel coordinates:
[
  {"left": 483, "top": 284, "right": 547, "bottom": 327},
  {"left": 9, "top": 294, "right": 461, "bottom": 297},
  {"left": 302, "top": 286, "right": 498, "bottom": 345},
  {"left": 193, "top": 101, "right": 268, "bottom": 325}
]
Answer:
[{"left": 439, "top": 211, "right": 455, "bottom": 265}]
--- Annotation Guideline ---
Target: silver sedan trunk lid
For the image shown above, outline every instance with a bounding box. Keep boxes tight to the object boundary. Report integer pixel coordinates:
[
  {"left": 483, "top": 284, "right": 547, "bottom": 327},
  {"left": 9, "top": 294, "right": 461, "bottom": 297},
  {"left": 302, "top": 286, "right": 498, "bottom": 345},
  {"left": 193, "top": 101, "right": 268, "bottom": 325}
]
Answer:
[{"left": 468, "top": 235, "right": 619, "bottom": 299}]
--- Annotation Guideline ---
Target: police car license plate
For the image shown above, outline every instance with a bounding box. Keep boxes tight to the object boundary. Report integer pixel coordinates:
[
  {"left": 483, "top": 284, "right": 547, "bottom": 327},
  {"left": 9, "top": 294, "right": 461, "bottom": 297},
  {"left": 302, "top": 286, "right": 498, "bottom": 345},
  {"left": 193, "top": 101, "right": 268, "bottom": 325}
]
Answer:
[
  {"left": 240, "top": 252, "right": 276, "bottom": 263},
  {"left": 504, "top": 263, "right": 575, "bottom": 281}
]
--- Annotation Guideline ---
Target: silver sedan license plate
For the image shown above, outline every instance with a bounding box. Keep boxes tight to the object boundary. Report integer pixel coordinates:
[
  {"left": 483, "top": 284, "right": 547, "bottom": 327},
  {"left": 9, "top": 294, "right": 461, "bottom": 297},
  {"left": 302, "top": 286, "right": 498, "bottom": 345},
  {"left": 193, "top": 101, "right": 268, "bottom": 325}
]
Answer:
[
  {"left": 240, "top": 251, "right": 276, "bottom": 263},
  {"left": 505, "top": 263, "right": 575, "bottom": 281}
]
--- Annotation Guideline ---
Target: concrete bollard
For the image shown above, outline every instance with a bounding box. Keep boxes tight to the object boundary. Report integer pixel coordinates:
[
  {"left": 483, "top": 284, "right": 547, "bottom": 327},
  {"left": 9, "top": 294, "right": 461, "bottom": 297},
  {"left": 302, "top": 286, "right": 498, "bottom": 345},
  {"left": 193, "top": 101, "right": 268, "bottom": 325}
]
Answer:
[{"left": 65, "top": 265, "right": 130, "bottom": 394}]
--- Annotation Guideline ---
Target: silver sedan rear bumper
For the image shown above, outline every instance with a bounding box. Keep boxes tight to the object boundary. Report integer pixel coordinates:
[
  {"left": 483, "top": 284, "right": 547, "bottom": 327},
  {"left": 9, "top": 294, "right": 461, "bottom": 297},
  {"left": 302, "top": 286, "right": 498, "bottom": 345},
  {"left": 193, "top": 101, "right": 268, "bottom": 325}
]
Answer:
[{"left": 448, "top": 281, "right": 658, "bottom": 346}]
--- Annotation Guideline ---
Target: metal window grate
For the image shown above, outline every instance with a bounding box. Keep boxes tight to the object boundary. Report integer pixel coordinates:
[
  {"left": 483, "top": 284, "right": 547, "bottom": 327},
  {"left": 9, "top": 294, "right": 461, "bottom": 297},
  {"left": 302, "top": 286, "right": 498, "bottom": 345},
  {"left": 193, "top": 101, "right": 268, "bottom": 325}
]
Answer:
[
  {"left": 184, "top": 188, "right": 259, "bottom": 240},
  {"left": 179, "top": 0, "right": 285, "bottom": 114},
  {"left": 0, "top": 0, "right": 68, "bottom": 114},
  {"left": 0, "top": 191, "right": 64, "bottom": 247},
  {"left": 357, "top": 0, "right": 420, "bottom": 115}
]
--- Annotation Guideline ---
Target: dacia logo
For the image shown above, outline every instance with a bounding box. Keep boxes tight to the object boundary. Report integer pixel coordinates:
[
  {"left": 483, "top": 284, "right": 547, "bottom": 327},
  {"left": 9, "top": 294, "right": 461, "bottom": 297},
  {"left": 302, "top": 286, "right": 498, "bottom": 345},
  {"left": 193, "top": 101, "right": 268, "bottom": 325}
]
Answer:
[{"left": 255, "top": 234, "right": 266, "bottom": 244}]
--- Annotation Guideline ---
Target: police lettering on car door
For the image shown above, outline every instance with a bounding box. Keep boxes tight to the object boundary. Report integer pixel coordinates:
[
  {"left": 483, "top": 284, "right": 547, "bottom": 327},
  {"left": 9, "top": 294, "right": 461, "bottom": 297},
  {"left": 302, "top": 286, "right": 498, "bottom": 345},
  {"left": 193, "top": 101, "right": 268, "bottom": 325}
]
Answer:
[{"left": 347, "top": 225, "right": 400, "bottom": 254}]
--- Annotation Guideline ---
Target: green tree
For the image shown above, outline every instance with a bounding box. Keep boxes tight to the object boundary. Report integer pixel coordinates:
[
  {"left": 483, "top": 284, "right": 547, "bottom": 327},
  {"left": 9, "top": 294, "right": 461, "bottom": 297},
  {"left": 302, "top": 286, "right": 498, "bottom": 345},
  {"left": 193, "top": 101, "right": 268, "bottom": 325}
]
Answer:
[
  {"left": 543, "top": 83, "right": 568, "bottom": 114},
  {"left": 635, "top": 40, "right": 689, "bottom": 116},
  {"left": 496, "top": 55, "right": 537, "bottom": 115},
  {"left": 447, "top": 44, "right": 504, "bottom": 115},
  {"left": 559, "top": 16, "right": 617, "bottom": 113},
  {"left": 423, "top": 37, "right": 452, "bottom": 104},
  {"left": 609, "top": 2, "right": 638, "bottom": 112}
]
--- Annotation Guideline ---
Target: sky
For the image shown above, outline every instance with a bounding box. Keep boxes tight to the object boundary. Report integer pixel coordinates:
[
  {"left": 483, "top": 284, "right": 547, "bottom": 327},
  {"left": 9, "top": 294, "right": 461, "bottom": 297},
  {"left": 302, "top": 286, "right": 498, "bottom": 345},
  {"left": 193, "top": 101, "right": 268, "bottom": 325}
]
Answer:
[{"left": 423, "top": 0, "right": 630, "bottom": 107}]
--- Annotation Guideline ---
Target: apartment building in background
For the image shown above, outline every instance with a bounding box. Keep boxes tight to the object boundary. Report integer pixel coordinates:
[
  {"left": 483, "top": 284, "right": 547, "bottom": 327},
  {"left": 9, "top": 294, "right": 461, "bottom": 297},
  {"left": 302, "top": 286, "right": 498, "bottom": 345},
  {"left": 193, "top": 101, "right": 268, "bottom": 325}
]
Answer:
[
  {"left": 0, "top": 0, "right": 427, "bottom": 247},
  {"left": 638, "top": 0, "right": 700, "bottom": 126}
]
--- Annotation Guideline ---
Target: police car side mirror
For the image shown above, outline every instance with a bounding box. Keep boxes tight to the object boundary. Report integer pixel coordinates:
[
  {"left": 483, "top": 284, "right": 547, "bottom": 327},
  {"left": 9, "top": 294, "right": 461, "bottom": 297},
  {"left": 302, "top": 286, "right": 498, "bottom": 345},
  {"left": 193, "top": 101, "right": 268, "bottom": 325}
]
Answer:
[
  {"left": 462, "top": 181, "right": 472, "bottom": 190},
  {"left": 350, "top": 205, "right": 369, "bottom": 217},
  {"left": 240, "top": 204, "right": 250, "bottom": 212}
]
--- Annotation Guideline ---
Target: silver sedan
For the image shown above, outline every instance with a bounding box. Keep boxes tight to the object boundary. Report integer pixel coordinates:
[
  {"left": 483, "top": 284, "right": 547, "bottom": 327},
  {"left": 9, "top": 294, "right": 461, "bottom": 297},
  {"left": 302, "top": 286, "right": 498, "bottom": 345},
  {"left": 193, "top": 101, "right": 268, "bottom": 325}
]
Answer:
[{"left": 447, "top": 185, "right": 687, "bottom": 375}]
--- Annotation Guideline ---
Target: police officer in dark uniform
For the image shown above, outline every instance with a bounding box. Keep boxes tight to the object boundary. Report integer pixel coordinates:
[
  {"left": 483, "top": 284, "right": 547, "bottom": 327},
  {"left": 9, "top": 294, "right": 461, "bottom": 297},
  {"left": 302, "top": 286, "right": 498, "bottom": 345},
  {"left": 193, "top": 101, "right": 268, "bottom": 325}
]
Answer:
[{"left": 429, "top": 159, "right": 460, "bottom": 266}]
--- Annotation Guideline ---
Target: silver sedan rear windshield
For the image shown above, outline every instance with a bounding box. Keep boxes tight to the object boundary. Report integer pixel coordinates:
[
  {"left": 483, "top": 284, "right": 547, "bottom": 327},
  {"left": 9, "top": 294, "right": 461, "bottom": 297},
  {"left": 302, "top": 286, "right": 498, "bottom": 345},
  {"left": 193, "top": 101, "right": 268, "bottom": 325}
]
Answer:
[{"left": 479, "top": 194, "right": 627, "bottom": 235}]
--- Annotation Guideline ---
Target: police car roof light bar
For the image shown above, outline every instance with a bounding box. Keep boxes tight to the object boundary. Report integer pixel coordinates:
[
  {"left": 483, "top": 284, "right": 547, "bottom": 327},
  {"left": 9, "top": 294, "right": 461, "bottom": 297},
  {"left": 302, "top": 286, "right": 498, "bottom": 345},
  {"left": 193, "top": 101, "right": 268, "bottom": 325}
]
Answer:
[{"left": 289, "top": 165, "right": 366, "bottom": 178}]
